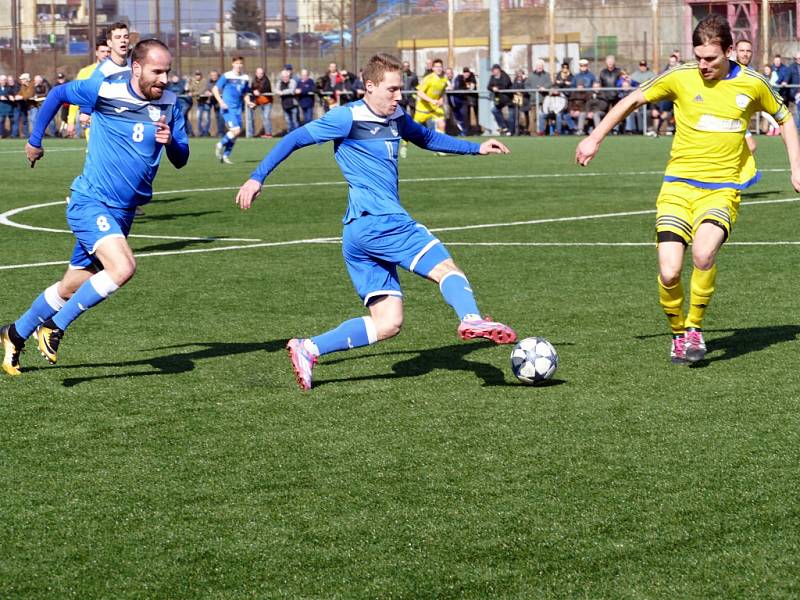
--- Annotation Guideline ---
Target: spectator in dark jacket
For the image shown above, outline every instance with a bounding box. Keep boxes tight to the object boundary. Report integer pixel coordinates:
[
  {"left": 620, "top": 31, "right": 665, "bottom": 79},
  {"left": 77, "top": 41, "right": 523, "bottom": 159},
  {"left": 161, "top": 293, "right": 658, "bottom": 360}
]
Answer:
[
  {"left": 555, "top": 62, "right": 574, "bottom": 97},
  {"left": 0, "top": 75, "right": 16, "bottom": 137},
  {"left": 454, "top": 67, "right": 479, "bottom": 133},
  {"left": 567, "top": 82, "right": 590, "bottom": 134},
  {"left": 585, "top": 80, "right": 610, "bottom": 131},
  {"left": 296, "top": 69, "right": 316, "bottom": 124},
  {"left": 598, "top": 55, "right": 622, "bottom": 106},
  {"left": 511, "top": 68, "right": 531, "bottom": 135},
  {"left": 785, "top": 51, "right": 800, "bottom": 127},
  {"left": 249, "top": 67, "right": 272, "bottom": 137},
  {"left": 400, "top": 61, "right": 418, "bottom": 115},
  {"left": 488, "top": 63, "right": 513, "bottom": 135}
]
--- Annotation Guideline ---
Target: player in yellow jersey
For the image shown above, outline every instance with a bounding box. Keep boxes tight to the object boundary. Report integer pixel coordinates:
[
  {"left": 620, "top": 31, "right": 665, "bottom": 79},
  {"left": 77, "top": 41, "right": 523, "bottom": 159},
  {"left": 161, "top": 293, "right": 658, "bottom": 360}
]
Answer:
[
  {"left": 576, "top": 14, "right": 800, "bottom": 364},
  {"left": 66, "top": 22, "right": 130, "bottom": 140},
  {"left": 65, "top": 41, "right": 111, "bottom": 138},
  {"left": 400, "top": 58, "right": 449, "bottom": 158}
]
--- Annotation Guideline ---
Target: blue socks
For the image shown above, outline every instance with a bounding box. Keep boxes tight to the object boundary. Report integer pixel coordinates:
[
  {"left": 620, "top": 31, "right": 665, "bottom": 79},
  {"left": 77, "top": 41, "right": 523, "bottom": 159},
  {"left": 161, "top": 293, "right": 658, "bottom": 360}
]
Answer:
[
  {"left": 222, "top": 131, "right": 237, "bottom": 155},
  {"left": 14, "top": 283, "right": 66, "bottom": 338},
  {"left": 53, "top": 271, "right": 119, "bottom": 330},
  {"left": 439, "top": 272, "right": 480, "bottom": 320},
  {"left": 311, "top": 316, "right": 377, "bottom": 356}
]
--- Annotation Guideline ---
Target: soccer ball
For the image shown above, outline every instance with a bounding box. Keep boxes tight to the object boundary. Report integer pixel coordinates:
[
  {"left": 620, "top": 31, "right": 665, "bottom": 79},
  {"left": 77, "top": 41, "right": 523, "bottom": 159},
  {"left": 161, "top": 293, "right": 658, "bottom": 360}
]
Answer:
[{"left": 510, "top": 337, "right": 558, "bottom": 385}]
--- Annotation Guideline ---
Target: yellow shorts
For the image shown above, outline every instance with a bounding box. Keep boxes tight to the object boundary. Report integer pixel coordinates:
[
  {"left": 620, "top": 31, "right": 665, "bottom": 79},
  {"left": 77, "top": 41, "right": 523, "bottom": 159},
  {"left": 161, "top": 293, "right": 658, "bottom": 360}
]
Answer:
[
  {"left": 414, "top": 105, "right": 445, "bottom": 123},
  {"left": 655, "top": 181, "right": 740, "bottom": 244}
]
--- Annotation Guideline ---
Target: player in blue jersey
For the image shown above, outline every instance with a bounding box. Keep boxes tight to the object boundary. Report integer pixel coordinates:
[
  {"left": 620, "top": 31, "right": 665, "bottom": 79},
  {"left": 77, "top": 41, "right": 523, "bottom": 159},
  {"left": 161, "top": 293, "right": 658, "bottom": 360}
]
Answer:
[
  {"left": 213, "top": 56, "right": 255, "bottom": 165},
  {"left": 235, "top": 53, "right": 516, "bottom": 391},
  {"left": 0, "top": 39, "right": 189, "bottom": 376}
]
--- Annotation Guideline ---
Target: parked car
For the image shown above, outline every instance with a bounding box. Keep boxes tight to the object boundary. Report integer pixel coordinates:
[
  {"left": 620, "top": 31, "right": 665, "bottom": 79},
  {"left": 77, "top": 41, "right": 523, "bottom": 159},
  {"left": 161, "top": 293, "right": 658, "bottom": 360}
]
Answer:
[
  {"left": 21, "top": 39, "right": 40, "bottom": 53},
  {"left": 236, "top": 31, "right": 260, "bottom": 49},
  {"left": 289, "top": 32, "right": 322, "bottom": 47}
]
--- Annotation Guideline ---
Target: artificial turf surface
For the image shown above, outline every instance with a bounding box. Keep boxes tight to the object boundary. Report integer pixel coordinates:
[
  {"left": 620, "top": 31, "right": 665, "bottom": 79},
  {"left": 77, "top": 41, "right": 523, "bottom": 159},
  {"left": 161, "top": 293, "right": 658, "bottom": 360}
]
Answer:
[{"left": 1, "top": 134, "right": 799, "bottom": 598}]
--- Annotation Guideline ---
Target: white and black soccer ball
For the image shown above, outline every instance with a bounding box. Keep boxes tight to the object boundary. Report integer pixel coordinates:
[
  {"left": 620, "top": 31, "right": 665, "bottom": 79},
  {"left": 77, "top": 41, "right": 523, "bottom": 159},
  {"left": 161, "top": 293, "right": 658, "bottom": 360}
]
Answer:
[{"left": 510, "top": 337, "right": 558, "bottom": 385}]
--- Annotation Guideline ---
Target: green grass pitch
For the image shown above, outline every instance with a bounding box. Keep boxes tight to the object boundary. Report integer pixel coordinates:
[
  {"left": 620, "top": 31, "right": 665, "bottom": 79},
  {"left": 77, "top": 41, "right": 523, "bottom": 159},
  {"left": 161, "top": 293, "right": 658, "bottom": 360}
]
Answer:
[{"left": 1, "top": 134, "right": 799, "bottom": 598}]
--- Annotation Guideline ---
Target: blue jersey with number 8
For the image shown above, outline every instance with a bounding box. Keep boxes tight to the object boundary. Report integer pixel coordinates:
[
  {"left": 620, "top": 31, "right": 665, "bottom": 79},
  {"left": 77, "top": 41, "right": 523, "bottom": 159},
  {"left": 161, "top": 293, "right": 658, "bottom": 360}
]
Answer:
[{"left": 38, "top": 62, "right": 189, "bottom": 208}]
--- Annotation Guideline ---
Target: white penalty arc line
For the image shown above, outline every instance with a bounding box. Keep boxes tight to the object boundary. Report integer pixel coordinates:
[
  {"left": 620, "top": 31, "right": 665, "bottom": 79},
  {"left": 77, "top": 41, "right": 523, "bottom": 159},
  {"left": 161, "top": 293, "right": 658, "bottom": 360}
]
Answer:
[
  {"left": 0, "top": 146, "right": 86, "bottom": 155},
  {"left": 4, "top": 238, "right": 800, "bottom": 272},
  {"left": 0, "top": 200, "right": 262, "bottom": 242},
  {"left": 2, "top": 196, "right": 800, "bottom": 271}
]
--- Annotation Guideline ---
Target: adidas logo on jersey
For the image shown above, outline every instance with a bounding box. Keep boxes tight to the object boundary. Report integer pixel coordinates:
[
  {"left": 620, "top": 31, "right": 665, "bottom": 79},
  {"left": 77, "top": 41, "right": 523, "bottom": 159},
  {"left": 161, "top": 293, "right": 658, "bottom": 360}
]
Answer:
[{"left": 693, "top": 94, "right": 704, "bottom": 102}]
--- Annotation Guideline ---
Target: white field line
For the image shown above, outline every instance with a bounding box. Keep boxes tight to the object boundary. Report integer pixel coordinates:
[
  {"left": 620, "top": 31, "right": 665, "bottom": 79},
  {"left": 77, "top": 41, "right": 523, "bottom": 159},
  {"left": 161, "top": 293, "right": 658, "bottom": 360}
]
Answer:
[
  {"left": 0, "top": 184, "right": 798, "bottom": 271},
  {"left": 0, "top": 200, "right": 261, "bottom": 242},
  {"left": 0, "top": 147, "right": 86, "bottom": 155}
]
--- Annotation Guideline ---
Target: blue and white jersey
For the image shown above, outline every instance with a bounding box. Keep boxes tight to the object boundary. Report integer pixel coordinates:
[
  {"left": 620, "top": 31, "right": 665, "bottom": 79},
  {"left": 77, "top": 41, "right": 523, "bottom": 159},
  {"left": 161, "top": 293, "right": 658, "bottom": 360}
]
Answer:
[
  {"left": 216, "top": 70, "right": 250, "bottom": 111},
  {"left": 95, "top": 57, "right": 132, "bottom": 81},
  {"left": 30, "top": 70, "right": 190, "bottom": 209},
  {"left": 79, "top": 58, "right": 131, "bottom": 115},
  {"left": 251, "top": 100, "right": 481, "bottom": 223}
]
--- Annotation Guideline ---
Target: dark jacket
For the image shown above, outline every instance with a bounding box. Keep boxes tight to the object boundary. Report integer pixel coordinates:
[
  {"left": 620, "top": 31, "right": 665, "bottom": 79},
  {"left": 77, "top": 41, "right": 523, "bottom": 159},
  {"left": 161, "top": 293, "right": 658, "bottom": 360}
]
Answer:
[
  {"left": 400, "top": 68, "right": 418, "bottom": 109},
  {"left": 488, "top": 70, "right": 513, "bottom": 107},
  {"left": 598, "top": 67, "right": 621, "bottom": 102},
  {"left": 251, "top": 75, "right": 272, "bottom": 105},
  {"left": 296, "top": 77, "right": 316, "bottom": 109}
]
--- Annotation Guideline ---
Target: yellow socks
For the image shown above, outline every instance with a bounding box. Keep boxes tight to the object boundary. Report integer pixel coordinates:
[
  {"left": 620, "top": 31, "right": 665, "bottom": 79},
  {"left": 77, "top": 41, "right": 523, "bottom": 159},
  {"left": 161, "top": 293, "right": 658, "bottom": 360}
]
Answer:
[
  {"left": 658, "top": 276, "right": 685, "bottom": 334},
  {"left": 685, "top": 264, "right": 717, "bottom": 330}
]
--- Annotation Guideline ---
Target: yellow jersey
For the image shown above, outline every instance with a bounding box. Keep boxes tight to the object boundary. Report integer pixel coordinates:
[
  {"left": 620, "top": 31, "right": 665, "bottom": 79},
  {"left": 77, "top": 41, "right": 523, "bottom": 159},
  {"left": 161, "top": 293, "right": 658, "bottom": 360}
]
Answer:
[
  {"left": 641, "top": 61, "right": 790, "bottom": 188},
  {"left": 416, "top": 72, "right": 449, "bottom": 114},
  {"left": 66, "top": 61, "right": 100, "bottom": 125}
]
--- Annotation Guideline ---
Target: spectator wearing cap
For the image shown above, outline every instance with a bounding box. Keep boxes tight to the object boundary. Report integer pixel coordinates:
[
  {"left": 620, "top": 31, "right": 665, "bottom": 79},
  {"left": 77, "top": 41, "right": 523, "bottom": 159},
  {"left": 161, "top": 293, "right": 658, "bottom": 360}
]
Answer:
[
  {"left": 488, "top": 63, "right": 513, "bottom": 135},
  {"left": 285, "top": 63, "right": 299, "bottom": 83},
  {"left": 631, "top": 59, "right": 655, "bottom": 85},
  {"left": 188, "top": 70, "right": 209, "bottom": 136},
  {"left": 16, "top": 73, "right": 33, "bottom": 138},
  {"left": 574, "top": 58, "right": 596, "bottom": 88}
]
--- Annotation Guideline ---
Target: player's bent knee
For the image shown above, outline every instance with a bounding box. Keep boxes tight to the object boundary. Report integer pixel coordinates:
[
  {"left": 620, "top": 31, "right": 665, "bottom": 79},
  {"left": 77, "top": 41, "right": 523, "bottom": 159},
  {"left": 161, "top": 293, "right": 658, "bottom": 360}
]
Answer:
[
  {"left": 659, "top": 268, "right": 681, "bottom": 288},
  {"left": 692, "top": 254, "right": 716, "bottom": 271},
  {"left": 106, "top": 258, "right": 137, "bottom": 286},
  {"left": 376, "top": 321, "right": 402, "bottom": 340}
]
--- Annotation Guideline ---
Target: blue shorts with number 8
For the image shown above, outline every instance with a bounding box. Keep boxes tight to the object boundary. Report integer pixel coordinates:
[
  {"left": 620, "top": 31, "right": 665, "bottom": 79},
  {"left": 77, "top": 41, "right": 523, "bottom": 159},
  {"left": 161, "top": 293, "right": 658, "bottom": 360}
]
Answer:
[{"left": 66, "top": 190, "right": 136, "bottom": 269}]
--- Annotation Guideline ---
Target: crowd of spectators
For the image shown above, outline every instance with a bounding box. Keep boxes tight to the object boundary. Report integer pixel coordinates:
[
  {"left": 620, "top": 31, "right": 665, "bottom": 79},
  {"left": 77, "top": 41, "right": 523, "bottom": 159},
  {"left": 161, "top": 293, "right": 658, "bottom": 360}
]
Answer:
[{"left": 5, "top": 48, "right": 800, "bottom": 139}]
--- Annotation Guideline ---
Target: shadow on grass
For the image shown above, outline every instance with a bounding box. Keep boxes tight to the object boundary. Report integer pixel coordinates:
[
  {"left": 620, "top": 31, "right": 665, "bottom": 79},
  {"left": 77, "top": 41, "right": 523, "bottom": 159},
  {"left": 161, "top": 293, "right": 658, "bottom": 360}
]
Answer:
[
  {"left": 134, "top": 209, "right": 222, "bottom": 223},
  {"left": 636, "top": 324, "right": 800, "bottom": 365},
  {"left": 133, "top": 237, "right": 223, "bottom": 253},
  {"left": 315, "top": 340, "right": 549, "bottom": 388},
  {"left": 48, "top": 340, "right": 287, "bottom": 387},
  {"left": 44, "top": 338, "right": 568, "bottom": 389}
]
